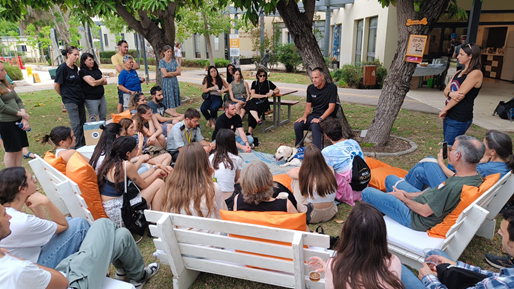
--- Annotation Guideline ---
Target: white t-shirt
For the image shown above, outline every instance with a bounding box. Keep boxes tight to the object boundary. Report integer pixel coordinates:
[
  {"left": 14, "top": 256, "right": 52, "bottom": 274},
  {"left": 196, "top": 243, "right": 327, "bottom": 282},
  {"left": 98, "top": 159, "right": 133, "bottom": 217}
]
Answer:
[
  {"left": 94, "top": 154, "right": 106, "bottom": 173},
  {"left": 174, "top": 47, "right": 182, "bottom": 58},
  {"left": 0, "top": 253, "right": 51, "bottom": 289},
  {"left": 0, "top": 207, "right": 57, "bottom": 263},
  {"left": 209, "top": 153, "right": 243, "bottom": 192}
]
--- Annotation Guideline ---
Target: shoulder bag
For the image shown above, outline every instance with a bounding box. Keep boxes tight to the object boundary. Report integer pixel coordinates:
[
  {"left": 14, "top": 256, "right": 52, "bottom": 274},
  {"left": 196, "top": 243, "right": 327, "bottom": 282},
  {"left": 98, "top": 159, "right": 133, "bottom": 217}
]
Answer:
[{"left": 120, "top": 161, "right": 149, "bottom": 236}]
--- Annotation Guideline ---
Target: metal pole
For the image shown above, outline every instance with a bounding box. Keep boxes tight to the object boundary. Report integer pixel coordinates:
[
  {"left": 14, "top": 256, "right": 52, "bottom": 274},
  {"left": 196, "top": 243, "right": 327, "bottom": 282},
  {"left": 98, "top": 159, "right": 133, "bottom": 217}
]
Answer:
[
  {"left": 99, "top": 27, "right": 104, "bottom": 52},
  {"left": 135, "top": 33, "right": 141, "bottom": 67},
  {"left": 141, "top": 37, "right": 149, "bottom": 80},
  {"left": 234, "top": 13, "right": 239, "bottom": 34},
  {"left": 260, "top": 12, "right": 265, "bottom": 57},
  {"left": 466, "top": 0, "right": 482, "bottom": 44},
  {"left": 324, "top": 8, "right": 331, "bottom": 57}
]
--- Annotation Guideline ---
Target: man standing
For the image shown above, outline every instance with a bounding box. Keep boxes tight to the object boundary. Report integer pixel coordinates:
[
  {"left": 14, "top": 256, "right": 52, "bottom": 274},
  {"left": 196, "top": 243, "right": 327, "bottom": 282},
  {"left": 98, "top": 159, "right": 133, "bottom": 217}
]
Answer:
[
  {"left": 362, "top": 135, "right": 485, "bottom": 231},
  {"left": 294, "top": 67, "right": 338, "bottom": 150},
  {"left": 212, "top": 101, "right": 253, "bottom": 153},
  {"left": 112, "top": 40, "right": 140, "bottom": 113},
  {"left": 147, "top": 86, "right": 184, "bottom": 124},
  {"left": 166, "top": 108, "right": 215, "bottom": 162}
]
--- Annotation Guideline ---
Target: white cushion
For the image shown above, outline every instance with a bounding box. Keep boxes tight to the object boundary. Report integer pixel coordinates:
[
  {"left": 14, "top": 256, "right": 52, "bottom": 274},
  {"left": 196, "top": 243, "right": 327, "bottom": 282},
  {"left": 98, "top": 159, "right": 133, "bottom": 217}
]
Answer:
[
  {"left": 384, "top": 216, "right": 445, "bottom": 257},
  {"left": 103, "top": 277, "right": 135, "bottom": 289},
  {"left": 76, "top": 145, "right": 96, "bottom": 160}
]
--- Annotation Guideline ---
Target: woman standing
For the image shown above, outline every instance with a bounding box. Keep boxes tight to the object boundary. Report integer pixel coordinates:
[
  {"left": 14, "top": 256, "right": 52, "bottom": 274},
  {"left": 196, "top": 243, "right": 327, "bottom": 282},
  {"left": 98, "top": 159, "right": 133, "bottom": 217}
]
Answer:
[
  {"left": 201, "top": 66, "right": 229, "bottom": 129},
  {"left": 159, "top": 45, "right": 182, "bottom": 117},
  {"left": 228, "top": 68, "right": 251, "bottom": 118},
  {"left": 246, "top": 68, "right": 279, "bottom": 135},
  {"left": 54, "top": 46, "right": 86, "bottom": 148},
  {"left": 79, "top": 53, "right": 107, "bottom": 121},
  {"left": 174, "top": 43, "right": 183, "bottom": 67},
  {"left": 226, "top": 64, "right": 235, "bottom": 84},
  {"left": 440, "top": 43, "right": 483, "bottom": 146},
  {"left": 0, "top": 61, "right": 30, "bottom": 167},
  {"left": 118, "top": 55, "right": 144, "bottom": 111}
]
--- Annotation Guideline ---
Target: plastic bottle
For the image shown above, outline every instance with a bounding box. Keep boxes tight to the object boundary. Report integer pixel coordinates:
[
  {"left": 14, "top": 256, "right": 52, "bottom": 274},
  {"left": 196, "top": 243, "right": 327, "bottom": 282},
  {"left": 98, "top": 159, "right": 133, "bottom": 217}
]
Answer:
[{"left": 15, "top": 122, "right": 31, "bottom": 132}]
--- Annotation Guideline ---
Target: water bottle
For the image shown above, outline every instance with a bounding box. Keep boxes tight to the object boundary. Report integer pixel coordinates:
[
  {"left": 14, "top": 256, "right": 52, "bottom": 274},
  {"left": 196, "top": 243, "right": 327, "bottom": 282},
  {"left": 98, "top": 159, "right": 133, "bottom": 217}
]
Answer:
[{"left": 15, "top": 122, "right": 31, "bottom": 132}]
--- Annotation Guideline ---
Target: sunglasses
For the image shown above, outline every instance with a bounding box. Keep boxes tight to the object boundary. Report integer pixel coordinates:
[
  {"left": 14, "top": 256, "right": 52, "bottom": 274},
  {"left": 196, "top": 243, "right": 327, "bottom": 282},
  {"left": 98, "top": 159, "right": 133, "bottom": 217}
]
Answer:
[{"left": 258, "top": 74, "right": 266, "bottom": 78}]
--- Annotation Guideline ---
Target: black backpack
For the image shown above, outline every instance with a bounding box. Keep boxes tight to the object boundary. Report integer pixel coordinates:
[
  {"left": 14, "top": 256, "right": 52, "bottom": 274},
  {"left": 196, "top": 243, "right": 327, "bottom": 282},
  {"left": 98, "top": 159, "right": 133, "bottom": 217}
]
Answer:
[
  {"left": 493, "top": 97, "right": 514, "bottom": 120},
  {"left": 350, "top": 155, "right": 371, "bottom": 191}
]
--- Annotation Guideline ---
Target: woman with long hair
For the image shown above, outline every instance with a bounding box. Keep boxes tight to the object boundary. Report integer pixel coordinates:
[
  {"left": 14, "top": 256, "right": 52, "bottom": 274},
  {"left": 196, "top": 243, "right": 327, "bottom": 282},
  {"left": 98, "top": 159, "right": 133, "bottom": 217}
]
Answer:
[
  {"left": 174, "top": 43, "right": 183, "bottom": 67},
  {"left": 160, "top": 45, "right": 182, "bottom": 117},
  {"left": 440, "top": 43, "right": 483, "bottom": 146},
  {"left": 229, "top": 68, "right": 251, "bottom": 118},
  {"left": 162, "top": 142, "right": 222, "bottom": 219},
  {"left": 226, "top": 63, "right": 235, "bottom": 84},
  {"left": 41, "top": 126, "right": 88, "bottom": 163},
  {"left": 201, "top": 66, "right": 229, "bottom": 129},
  {"left": 234, "top": 160, "right": 297, "bottom": 213},
  {"left": 79, "top": 52, "right": 107, "bottom": 121},
  {"left": 97, "top": 136, "right": 166, "bottom": 226},
  {"left": 287, "top": 144, "right": 338, "bottom": 223},
  {"left": 308, "top": 203, "right": 405, "bottom": 289},
  {"left": 54, "top": 46, "right": 86, "bottom": 148},
  {"left": 0, "top": 61, "right": 30, "bottom": 167},
  {"left": 89, "top": 123, "right": 122, "bottom": 171},
  {"left": 133, "top": 104, "right": 167, "bottom": 149},
  {"left": 128, "top": 91, "right": 147, "bottom": 113},
  {"left": 209, "top": 129, "right": 243, "bottom": 207},
  {"left": 246, "top": 67, "right": 280, "bottom": 135}
]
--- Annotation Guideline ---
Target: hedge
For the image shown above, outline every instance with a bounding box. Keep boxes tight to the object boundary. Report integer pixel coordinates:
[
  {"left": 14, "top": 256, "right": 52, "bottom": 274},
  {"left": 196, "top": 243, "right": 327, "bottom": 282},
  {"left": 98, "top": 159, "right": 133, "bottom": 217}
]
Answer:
[{"left": 5, "top": 63, "right": 23, "bottom": 81}]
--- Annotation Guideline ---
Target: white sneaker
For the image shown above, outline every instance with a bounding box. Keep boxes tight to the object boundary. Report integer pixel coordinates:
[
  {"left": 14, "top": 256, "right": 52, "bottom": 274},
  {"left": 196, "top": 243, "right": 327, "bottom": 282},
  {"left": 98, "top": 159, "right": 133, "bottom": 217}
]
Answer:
[{"left": 129, "top": 263, "right": 160, "bottom": 289}]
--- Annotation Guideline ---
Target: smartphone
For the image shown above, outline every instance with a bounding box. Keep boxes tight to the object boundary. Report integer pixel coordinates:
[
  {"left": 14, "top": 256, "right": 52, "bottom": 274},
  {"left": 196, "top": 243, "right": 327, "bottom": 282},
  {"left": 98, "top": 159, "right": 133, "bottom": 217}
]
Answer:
[{"left": 442, "top": 142, "right": 448, "bottom": 159}]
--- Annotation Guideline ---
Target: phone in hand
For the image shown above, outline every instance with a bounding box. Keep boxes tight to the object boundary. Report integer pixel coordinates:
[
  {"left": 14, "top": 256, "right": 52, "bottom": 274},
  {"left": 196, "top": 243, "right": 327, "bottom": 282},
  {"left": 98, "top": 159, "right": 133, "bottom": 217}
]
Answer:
[{"left": 442, "top": 142, "right": 448, "bottom": 159}]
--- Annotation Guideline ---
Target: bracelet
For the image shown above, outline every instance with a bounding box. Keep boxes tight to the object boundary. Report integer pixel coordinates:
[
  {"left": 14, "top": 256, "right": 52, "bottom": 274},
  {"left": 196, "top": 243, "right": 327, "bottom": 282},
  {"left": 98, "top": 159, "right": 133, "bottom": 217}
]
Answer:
[
  {"left": 152, "top": 165, "right": 158, "bottom": 170},
  {"left": 447, "top": 91, "right": 451, "bottom": 98}
]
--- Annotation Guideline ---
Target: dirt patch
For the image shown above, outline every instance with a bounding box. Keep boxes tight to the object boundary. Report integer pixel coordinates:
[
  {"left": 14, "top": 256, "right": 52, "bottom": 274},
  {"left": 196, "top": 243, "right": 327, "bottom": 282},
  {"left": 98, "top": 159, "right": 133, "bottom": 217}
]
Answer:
[{"left": 354, "top": 135, "right": 412, "bottom": 154}]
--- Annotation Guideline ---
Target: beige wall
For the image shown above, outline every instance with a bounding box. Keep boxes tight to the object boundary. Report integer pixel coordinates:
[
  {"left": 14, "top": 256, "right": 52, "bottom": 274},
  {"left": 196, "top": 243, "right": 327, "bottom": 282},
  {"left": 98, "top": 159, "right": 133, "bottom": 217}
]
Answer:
[
  {"left": 98, "top": 26, "right": 137, "bottom": 52},
  {"left": 181, "top": 34, "right": 226, "bottom": 60},
  {"left": 456, "top": 0, "right": 514, "bottom": 11}
]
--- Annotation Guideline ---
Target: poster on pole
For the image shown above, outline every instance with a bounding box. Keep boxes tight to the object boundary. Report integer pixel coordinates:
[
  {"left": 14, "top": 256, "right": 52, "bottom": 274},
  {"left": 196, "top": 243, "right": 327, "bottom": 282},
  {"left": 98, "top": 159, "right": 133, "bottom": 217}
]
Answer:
[
  {"left": 405, "top": 35, "right": 427, "bottom": 64},
  {"left": 230, "top": 34, "right": 240, "bottom": 57}
]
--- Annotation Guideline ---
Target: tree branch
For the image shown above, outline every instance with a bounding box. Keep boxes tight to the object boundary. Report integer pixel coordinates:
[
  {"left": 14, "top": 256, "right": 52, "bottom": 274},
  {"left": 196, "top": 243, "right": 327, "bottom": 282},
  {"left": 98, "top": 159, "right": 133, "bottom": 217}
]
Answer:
[
  {"left": 303, "top": 0, "right": 315, "bottom": 26},
  {"left": 115, "top": 4, "right": 144, "bottom": 34}
]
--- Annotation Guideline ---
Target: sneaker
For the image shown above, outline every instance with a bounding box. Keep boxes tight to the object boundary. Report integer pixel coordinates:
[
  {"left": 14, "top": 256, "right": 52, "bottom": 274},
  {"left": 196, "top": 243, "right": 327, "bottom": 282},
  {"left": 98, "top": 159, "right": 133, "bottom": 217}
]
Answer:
[
  {"left": 130, "top": 263, "right": 160, "bottom": 289},
  {"left": 485, "top": 253, "right": 513, "bottom": 269},
  {"left": 114, "top": 268, "right": 127, "bottom": 281}
]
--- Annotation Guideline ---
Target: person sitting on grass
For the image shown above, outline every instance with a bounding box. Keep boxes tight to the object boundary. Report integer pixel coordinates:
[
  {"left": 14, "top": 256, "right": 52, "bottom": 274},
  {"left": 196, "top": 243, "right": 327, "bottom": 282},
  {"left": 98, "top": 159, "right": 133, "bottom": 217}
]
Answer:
[
  {"left": 212, "top": 101, "right": 253, "bottom": 152},
  {"left": 0, "top": 167, "right": 90, "bottom": 269},
  {"left": 308, "top": 203, "right": 405, "bottom": 289},
  {"left": 147, "top": 86, "right": 184, "bottom": 127},
  {"left": 128, "top": 91, "right": 147, "bottom": 114},
  {"left": 287, "top": 144, "right": 338, "bottom": 224},
  {"left": 133, "top": 104, "right": 167, "bottom": 150},
  {"left": 41, "top": 126, "right": 90, "bottom": 163},
  {"left": 362, "top": 135, "right": 485, "bottom": 231},
  {"left": 0, "top": 203, "right": 160, "bottom": 289},
  {"left": 97, "top": 136, "right": 167, "bottom": 227}
]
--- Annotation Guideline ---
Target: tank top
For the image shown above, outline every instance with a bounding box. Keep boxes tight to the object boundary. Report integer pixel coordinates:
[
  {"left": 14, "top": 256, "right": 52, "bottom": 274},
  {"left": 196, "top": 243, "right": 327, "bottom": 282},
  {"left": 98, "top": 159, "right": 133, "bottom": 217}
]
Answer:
[
  {"left": 231, "top": 81, "right": 246, "bottom": 99},
  {"left": 236, "top": 194, "right": 287, "bottom": 212},
  {"left": 445, "top": 70, "right": 482, "bottom": 122}
]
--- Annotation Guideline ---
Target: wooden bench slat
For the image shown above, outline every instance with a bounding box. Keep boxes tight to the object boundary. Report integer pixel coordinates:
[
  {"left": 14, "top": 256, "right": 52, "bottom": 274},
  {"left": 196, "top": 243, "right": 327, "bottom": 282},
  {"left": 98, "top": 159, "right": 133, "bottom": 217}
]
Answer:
[
  {"left": 269, "top": 100, "right": 300, "bottom": 105},
  {"left": 264, "top": 110, "right": 274, "bottom": 115}
]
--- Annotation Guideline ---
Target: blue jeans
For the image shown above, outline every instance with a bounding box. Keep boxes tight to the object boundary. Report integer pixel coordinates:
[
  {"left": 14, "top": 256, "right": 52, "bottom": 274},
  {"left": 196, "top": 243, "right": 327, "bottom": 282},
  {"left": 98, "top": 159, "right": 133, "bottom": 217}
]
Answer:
[
  {"left": 362, "top": 187, "right": 413, "bottom": 228},
  {"left": 400, "top": 249, "right": 452, "bottom": 288},
  {"left": 443, "top": 117, "right": 473, "bottom": 146},
  {"left": 385, "top": 175, "right": 421, "bottom": 193},
  {"left": 236, "top": 134, "right": 254, "bottom": 146},
  {"left": 201, "top": 95, "right": 223, "bottom": 121},
  {"left": 294, "top": 114, "right": 327, "bottom": 150},
  {"left": 37, "top": 217, "right": 90, "bottom": 269},
  {"left": 387, "top": 159, "right": 448, "bottom": 191}
]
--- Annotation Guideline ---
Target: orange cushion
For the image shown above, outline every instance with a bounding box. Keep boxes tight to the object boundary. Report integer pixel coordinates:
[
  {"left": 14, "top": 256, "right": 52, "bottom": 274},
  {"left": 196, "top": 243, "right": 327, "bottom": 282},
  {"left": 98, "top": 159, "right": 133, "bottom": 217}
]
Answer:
[
  {"left": 65, "top": 152, "right": 107, "bottom": 220},
  {"left": 428, "top": 173, "right": 501, "bottom": 238},
  {"left": 111, "top": 110, "right": 132, "bottom": 123},
  {"left": 365, "top": 157, "right": 391, "bottom": 170},
  {"left": 273, "top": 174, "right": 293, "bottom": 193},
  {"left": 220, "top": 210, "right": 306, "bottom": 265},
  {"left": 43, "top": 151, "right": 67, "bottom": 175},
  {"left": 368, "top": 167, "right": 408, "bottom": 191}
]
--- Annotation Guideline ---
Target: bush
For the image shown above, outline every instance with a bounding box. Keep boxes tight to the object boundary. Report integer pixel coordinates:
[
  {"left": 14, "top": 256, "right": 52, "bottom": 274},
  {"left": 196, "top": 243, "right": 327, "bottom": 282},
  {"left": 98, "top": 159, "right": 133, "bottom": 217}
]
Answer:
[
  {"left": 332, "top": 60, "right": 388, "bottom": 89},
  {"left": 277, "top": 43, "right": 303, "bottom": 72},
  {"left": 99, "top": 51, "right": 116, "bottom": 58},
  {"left": 5, "top": 63, "right": 23, "bottom": 80},
  {"left": 214, "top": 58, "right": 230, "bottom": 68},
  {"left": 183, "top": 59, "right": 209, "bottom": 68}
]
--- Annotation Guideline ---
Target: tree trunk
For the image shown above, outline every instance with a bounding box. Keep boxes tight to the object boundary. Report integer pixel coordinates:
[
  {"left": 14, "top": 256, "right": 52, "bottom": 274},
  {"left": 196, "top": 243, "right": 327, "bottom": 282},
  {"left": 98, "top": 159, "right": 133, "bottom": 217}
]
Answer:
[
  {"left": 363, "top": 0, "right": 450, "bottom": 146},
  {"left": 202, "top": 11, "right": 215, "bottom": 66},
  {"left": 276, "top": 0, "right": 353, "bottom": 138}
]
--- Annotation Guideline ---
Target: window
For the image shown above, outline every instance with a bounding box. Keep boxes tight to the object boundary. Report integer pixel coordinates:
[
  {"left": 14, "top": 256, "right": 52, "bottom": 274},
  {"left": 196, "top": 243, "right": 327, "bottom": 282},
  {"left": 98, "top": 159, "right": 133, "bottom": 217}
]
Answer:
[
  {"left": 355, "top": 20, "right": 363, "bottom": 64},
  {"left": 194, "top": 33, "right": 201, "bottom": 58},
  {"left": 367, "top": 17, "right": 378, "bottom": 62},
  {"left": 121, "top": 33, "right": 125, "bottom": 40},
  {"left": 17, "top": 45, "right": 27, "bottom": 52},
  {"left": 214, "top": 36, "right": 219, "bottom": 51},
  {"left": 104, "top": 34, "right": 108, "bottom": 47}
]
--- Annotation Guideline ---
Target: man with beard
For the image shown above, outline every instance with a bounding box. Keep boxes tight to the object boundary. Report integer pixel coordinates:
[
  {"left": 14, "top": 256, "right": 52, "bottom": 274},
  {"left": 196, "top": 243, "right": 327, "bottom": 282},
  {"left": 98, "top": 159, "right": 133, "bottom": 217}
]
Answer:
[
  {"left": 212, "top": 101, "right": 252, "bottom": 153},
  {"left": 148, "top": 86, "right": 184, "bottom": 136}
]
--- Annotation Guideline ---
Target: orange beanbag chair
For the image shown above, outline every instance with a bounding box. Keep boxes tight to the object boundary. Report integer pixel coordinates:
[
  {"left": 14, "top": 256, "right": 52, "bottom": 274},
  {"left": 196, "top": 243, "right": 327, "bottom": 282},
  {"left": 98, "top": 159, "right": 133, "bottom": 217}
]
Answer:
[
  {"left": 368, "top": 167, "right": 408, "bottom": 191},
  {"left": 273, "top": 174, "right": 293, "bottom": 193},
  {"left": 66, "top": 152, "right": 107, "bottom": 220},
  {"left": 43, "top": 151, "right": 67, "bottom": 175},
  {"left": 365, "top": 157, "right": 392, "bottom": 169},
  {"left": 111, "top": 109, "right": 132, "bottom": 123},
  {"left": 428, "top": 173, "right": 501, "bottom": 238}
]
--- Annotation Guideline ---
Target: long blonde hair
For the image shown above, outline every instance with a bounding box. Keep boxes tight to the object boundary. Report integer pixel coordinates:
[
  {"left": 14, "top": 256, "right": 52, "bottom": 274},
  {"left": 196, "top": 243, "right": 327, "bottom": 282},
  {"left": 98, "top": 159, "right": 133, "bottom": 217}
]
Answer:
[{"left": 162, "top": 143, "right": 216, "bottom": 217}]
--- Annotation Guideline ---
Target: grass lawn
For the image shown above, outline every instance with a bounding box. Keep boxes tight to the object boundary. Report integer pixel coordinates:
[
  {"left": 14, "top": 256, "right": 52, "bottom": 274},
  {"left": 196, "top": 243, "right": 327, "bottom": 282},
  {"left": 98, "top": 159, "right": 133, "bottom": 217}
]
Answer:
[{"left": 4, "top": 81, "right": 511, "bottom": 288}]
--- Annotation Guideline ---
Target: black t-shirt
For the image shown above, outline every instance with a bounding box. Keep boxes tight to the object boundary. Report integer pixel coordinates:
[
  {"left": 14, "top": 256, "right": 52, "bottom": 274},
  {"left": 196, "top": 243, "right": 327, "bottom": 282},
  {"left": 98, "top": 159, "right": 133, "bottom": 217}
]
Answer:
[
  {"left": 306, "top": 82, "right": 338, "bottom": 118},
  {"left": 78, "top": 68, "right": 104, "bottom": 100},
  {"left": 212, "top": 113, "right": 243, "bottom": 140},
  {"left": 251, "top": 80, "right": 276, "bottom": 108},
  {"left": 446, "top": 70, "right": 481, "bottom": 122},
  {"left": 55, "top": 63, "right": 84, "bottom": 104}
]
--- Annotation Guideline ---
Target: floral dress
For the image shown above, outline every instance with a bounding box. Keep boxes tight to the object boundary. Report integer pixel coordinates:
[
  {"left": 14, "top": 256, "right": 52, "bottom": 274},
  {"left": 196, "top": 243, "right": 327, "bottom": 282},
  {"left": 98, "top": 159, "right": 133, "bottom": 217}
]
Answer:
[{"left": 159, "top": 58, "right": 181, "bottom": 109}]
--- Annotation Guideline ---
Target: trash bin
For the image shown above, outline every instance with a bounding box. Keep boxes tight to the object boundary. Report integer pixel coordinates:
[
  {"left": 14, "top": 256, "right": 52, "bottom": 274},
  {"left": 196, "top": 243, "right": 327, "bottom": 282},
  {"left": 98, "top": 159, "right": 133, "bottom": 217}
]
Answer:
[
  {"left": 427, "top": 78, "right": 434, "bottom": 88},
  {"left": 363, "top": 65, "right": 377, "bottom": 86},
  {"left": 49, "top": 68, "right": 57, "bottom": 80}
]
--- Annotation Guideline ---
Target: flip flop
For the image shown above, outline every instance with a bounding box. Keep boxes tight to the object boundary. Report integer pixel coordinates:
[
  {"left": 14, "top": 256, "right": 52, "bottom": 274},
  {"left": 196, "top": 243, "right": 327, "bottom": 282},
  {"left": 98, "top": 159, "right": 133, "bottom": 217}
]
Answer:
[{"left": 23, "top": 151, "right": 36, "bottom": 159}]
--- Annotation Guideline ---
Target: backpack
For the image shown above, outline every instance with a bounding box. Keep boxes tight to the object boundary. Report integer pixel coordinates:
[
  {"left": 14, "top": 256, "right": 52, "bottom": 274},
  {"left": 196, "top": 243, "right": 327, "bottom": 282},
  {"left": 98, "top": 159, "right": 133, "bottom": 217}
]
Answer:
[
  {"left": 493, "top": 97, "right": 514, "bottom": 120},
  {"left": 350, "top": 155, "right": 371, "bottom": 191}
]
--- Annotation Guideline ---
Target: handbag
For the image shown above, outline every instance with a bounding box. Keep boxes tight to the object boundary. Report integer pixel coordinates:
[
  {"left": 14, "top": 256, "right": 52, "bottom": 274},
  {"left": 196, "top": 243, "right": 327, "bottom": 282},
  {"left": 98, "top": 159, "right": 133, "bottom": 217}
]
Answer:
[
  {"left": 436, "top": 263, "right": 488, "bottom": 289},
  {"left": 202, "top": 92, "right": 210, "bottom": 100},
  {"left": 120, "top": 161, "right": 149, "bottom": 236}
]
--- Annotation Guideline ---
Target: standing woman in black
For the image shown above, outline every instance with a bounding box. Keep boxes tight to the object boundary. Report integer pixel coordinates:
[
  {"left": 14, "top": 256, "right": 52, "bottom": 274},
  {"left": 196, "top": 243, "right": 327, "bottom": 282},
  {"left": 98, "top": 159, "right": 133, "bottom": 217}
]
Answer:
[
  {"left": 54, "top": 46, "right": 86, "bottom": 148},
  {"left": 79, "top": 52, "right": 108, "bottom": 121},
  {"left": 0, "top": 61, "right": 30, "bottom": 167},
  {"left": 246, "top": 68, "right": 279, "bottom": 135}
]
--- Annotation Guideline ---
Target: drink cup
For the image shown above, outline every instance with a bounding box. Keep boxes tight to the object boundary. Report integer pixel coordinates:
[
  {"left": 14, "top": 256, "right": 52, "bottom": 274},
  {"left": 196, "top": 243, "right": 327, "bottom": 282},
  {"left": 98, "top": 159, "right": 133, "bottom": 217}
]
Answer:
[
  {"left": 62, "top": 108, "right": 67, "bottom": 113},
  {"left": 423, "top": 248, "right": 443, "bottom": 270},
  {"left": 309, "top": 271, "right": 321, "bottom": 282}
]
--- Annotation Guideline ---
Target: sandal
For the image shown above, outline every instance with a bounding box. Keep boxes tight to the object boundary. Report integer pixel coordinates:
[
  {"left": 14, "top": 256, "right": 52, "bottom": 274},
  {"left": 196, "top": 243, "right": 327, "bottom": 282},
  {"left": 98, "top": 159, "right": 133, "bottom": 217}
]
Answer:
[
  {"left": 23, "top": 151, "right": 36, "bottom": 159},
  {"left": 257, "top": 120, "right": 262, "bottom": 125}
]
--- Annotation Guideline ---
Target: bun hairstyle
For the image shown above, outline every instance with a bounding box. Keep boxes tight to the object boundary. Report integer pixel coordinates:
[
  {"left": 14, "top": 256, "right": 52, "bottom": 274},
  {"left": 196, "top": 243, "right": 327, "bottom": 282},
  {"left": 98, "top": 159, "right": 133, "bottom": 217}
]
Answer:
[
  {"left": 61, "top": 46, "right": 78, "bottom": 57},
  {"left": 41, "top": 126, "right": 73, "bottom": 147}
]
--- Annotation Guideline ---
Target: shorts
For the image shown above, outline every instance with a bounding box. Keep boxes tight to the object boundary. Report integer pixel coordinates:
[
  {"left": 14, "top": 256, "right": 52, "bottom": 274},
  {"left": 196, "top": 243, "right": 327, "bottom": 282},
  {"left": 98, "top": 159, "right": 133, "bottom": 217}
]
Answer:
[
  {"left": 162, "top": 123, "right": 168, "bottom": 137},
  {"left": 0, "top": 119, "right": 29, "bottom": 152},
  {"left": 118, "top": 88, "right": 124, "bottom": 104}
]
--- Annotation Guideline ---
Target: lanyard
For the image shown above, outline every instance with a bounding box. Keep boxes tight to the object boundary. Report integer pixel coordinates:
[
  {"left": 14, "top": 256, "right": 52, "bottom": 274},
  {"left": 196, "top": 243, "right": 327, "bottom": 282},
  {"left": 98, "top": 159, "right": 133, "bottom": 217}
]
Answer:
[{"left": 183, "top": 121, "right": 192, "bottom": 144}]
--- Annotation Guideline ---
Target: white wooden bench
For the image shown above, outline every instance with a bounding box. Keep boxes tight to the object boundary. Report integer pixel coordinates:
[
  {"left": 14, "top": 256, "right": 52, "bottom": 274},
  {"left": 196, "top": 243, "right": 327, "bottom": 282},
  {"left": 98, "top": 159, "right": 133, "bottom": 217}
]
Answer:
[
  {"left": 29, "top": 156, "right": 135, "bottom": 289},
  {"left": 386, "top": 172, "right": 514, "bottom": 270},
  {"left": 144, "top": 210, "right": 332, "bottom": 289}
]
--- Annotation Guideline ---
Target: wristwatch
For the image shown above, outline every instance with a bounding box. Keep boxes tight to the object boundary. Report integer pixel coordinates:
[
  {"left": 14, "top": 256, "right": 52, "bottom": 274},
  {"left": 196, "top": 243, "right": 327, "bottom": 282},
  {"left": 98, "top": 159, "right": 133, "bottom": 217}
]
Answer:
[
  {"left": 319, "top": 117, "right": 323, "bottom": 121},
  {"left": 152, "top": 165, "right": 158, "bottom": 170}
]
